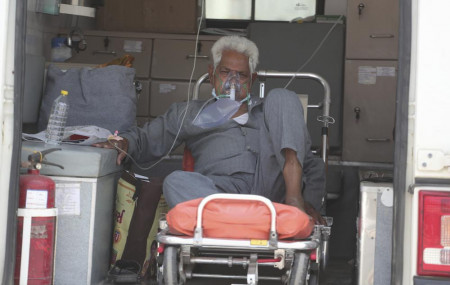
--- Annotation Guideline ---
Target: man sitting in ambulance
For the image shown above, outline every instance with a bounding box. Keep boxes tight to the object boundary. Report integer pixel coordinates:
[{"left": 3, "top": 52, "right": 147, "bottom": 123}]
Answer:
[{"left": 94, "top": 36, "right": 326, "bottom": 224}]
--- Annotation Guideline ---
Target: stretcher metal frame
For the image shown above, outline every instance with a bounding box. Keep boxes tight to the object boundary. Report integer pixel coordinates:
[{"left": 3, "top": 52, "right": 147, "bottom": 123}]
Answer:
[
  {"left": 193, "top": 71, "right": 334, "bottom": 164},
  {"left": 156, "top": 72, "right": 334, "bottom": 285},
  {"left": 157, "top": 194, "right": 332, "bottom": 285}
]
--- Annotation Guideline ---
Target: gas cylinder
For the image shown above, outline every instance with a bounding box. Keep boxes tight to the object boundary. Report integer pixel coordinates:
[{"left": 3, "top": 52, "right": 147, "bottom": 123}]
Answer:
[{"left": 14, "top": 149, "right": 62, "bottom": 285}]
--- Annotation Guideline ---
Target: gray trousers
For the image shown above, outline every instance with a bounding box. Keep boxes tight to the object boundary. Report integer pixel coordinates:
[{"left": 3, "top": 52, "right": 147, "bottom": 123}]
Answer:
[
  {"left": 163, "top": 171, "right": 253, "bottom": 208},
  {"left": 163, "top": 89, "right": 326, "bottom": 210}
]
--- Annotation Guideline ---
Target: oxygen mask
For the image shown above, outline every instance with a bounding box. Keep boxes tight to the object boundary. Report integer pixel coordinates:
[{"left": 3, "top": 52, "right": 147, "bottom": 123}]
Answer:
[
  {"left": 220, "top": 71, "right": 241, "bottom": 101},
  {"left": 193, "top": 71, "right": 250, "bottom": 129}
]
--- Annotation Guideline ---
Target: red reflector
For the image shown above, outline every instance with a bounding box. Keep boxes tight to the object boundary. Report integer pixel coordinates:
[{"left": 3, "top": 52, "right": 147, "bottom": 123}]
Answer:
[
  {"left": 418, "top": 190, "right": 450, "bottom": 277},
  {"left": 157, "top": 244, "right": 165, "bottom": 254},
  {"left": 257, "top": 258, "right": 281, "bottom": 263}
]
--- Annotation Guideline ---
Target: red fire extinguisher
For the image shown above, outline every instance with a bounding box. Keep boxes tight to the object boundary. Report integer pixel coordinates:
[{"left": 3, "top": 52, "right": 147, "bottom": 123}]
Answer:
[{"left": 14, "top": 148, "right": 63, "bottom": 285}]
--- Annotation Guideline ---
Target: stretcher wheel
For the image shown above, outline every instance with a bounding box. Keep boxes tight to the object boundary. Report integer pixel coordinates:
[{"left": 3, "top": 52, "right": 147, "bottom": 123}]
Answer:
[
  {"left": 288, "top": 252, "right": 310, "bottom": 285},
  {"left": 307, "top": 262, "right": 320, "bottom": 285}
]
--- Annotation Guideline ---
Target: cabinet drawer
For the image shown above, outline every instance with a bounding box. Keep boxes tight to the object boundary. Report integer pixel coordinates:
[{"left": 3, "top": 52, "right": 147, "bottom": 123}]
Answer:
[
  {"left": 136, "top": 80, "right": 150, "bottom": 117},
  {"left": 151, "top": 39, "right": 214, "bottom": 80},
  {"left": 346, "top": 0, "right": 399, "bottom": 59},
  {"left": 342, "top": 60, "right": 397, "bottom": 163},
  {"left": 150, "top": 81, "right": 212, "bottom": 117},
  {"left": 67, "top": 36, "right": 152, "bottom": 78}
]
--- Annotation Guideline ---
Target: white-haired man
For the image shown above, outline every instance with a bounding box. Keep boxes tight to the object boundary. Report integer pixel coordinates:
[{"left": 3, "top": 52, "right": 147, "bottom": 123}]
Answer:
[{"left": 94, "top": 36, "right": 325, "bottom": 223}]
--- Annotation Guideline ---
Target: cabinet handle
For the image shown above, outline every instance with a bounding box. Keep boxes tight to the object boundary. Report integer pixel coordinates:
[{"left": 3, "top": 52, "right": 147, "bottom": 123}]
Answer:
[
  {"left": 354, "top": 107, "right": 361, "bottom": 120},
  {"left": 308, "top": 104, "right": 322, "bottom": 109},
  {"left": 358, "top": 3, "right": 365, "bottom": 15},
  {"left": 369, "top": 34, "right": 395, "bottom": 39},
  {"left": 186, "top": 55, "right": 209, "bottom": 59},
  {"left": 366, "top": 138, "right": 390, "bottom": 142},
  {"left": 93, "top": 50, "right": 117, "bottom": 56}
]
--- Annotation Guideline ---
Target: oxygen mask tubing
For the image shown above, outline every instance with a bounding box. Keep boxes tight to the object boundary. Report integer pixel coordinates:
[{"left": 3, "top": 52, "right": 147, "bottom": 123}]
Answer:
[{"left": 193, "top": 71, "right": 250, "bottom": 129}]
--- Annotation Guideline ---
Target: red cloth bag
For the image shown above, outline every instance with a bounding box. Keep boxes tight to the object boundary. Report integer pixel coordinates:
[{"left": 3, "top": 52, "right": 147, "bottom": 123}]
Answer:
[{"left": 167, "top": 197, "right": 314, "bottom": 240}]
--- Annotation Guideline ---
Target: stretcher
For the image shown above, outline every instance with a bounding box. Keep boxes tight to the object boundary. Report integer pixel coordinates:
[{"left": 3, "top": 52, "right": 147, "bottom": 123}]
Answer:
[
  {"left": 157, "top": 194, "right": 332, "bottom": 285},
  {"left": 156, "top": 72, "right": 334, "bottom": 285}
]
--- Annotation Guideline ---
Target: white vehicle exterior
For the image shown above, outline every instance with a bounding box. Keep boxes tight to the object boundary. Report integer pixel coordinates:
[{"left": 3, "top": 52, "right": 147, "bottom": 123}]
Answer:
[
  {"left": 394, "top": 0, "right": 450, "bottom": 284},
  {"left": 0, "top": 0, "right": 17, "bottom": 283},
  {"left": 0, "top": 0, "right": 449, "bottom": 284}
]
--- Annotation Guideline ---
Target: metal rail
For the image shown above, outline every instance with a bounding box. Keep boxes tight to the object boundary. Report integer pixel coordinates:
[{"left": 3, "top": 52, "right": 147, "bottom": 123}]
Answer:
[
  {"left": 194, "top": 194, "right": 278, "bottom": 248},
  {"left": 193, "top": 71, "right": 331, "bottom": 123},
  {"left": 190, "top": 273, "right": 282, "bottom": 281},
  {"left": 189, "top": 256, "right": 278, "bottom": 267},
  {"left": 256, "top": 71, "right": 331, "bottom": 123},
  {"left": 157, "top": 228, "right": 320, "bottom": 251},
  {"left": 192, "top": 71, "right": 333, "bottom": 163}
]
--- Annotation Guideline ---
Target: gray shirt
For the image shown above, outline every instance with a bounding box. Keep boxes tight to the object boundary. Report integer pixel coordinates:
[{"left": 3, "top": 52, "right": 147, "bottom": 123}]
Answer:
[{"left": 122, "top": 88, "right": 325, "bottom": 210}]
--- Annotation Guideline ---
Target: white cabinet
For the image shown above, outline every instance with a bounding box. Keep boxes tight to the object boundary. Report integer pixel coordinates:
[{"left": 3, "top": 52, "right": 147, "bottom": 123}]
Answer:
[{"left": 357, "top": 182, "right": 393, "bottom": 285}]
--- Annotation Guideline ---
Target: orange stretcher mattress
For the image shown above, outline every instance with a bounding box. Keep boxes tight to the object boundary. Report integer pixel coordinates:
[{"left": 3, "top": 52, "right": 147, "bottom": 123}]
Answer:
[{"left": 166, "top": 198, "right": 314, "bottom": 240}]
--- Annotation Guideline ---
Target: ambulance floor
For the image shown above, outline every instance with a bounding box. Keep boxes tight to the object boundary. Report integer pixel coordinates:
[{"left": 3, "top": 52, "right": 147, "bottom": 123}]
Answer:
[{"left": 100, "top": 258, "right": 354, "bottom": 285}]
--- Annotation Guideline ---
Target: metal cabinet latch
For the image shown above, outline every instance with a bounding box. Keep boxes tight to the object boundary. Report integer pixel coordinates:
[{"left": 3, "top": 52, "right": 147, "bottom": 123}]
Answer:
[
  {"left": 358, "top": 3, "right": 365, "bottom": 15},
  {"left": 354, "top": 107, "right": 361, "bottom": 120}
]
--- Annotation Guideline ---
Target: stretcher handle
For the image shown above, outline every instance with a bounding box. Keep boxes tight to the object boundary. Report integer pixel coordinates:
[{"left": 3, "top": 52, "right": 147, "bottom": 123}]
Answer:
[
  {"left": 193, "top": 71, "right": 331, "bottom": 124},
  {"left": 193, "top": 194, "right": 278, "bottom": 247},
  {"left": 193, "top": 73, "right": 210, "bottom": 98},
  {"left": 255, "top": 71, "right": 331, "bottom": 122},
  {"left": 192, "top": 71, "right": 332, "bottom": 163}
]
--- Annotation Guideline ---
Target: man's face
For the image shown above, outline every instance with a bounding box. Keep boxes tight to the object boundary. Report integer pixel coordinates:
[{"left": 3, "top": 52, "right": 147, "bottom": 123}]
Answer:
[{"left": 209, "top": 50, "right": 252, "bottom": 101}]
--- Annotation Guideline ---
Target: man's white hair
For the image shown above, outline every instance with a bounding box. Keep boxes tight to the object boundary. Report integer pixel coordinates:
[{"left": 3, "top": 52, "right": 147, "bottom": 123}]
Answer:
[{"left": 211, "top": 36, "right": 259, "bottom": 73}]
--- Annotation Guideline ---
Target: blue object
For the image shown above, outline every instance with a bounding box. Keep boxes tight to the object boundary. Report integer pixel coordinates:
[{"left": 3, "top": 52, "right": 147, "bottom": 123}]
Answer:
[{"left": 51, "top": 37, "right": 66, "bottom": 48}]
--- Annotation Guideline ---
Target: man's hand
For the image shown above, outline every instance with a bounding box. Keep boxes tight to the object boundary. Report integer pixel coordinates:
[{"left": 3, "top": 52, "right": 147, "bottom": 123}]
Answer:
[
  {"left": 285, "top": 196, "right": 306, "bottom": 212},
  {"left": 92, "top": 138, "right": 129, "bottom": 165},
  {"left": 304, "top": 202, "right": 327, "bottom": 225},
  {"left": 286, "top": 197, "right": 326, "bottom": 225}
]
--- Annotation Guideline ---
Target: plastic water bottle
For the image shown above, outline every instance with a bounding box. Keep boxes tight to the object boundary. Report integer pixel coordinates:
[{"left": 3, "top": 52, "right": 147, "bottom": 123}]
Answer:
[{"left": 45, "top": 90, "right": 69, "bottom": 145}]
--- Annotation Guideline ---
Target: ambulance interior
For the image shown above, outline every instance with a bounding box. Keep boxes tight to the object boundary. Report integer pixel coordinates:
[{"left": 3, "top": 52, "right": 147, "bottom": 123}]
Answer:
[{"left": 16, "top": 0, "right": 397, "bottom": 284}]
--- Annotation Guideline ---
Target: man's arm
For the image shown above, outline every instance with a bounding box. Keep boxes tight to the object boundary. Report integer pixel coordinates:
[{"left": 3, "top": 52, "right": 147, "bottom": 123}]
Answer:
[
  {"left": 93, "top": 102, "right": 188, "bottom": 165},
  {"left": 283, "top": 148, "right": 326, "bottom": 224},
  {"left": 283, "top": 148, "right": 306, "bottom": 211}
]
